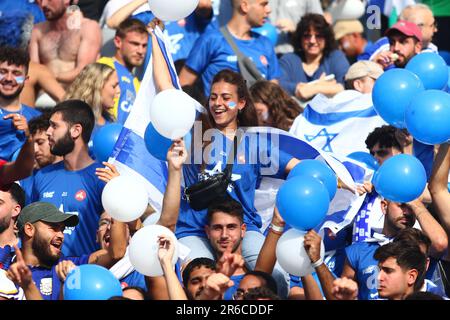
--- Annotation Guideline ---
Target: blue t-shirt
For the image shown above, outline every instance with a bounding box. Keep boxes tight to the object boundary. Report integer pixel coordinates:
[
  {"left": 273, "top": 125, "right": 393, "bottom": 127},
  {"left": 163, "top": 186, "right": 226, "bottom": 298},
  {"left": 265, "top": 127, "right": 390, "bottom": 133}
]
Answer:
[
  {"left": 223, "top": 274, "right": 245, "bottom": 300},
  {"left": 30, "top": 255, "right": 90, "bottom": 300},
  {"left": 31, "top": 161, "right": 106, "bottom": 257},
  {"left": 176, "top": 132, "right": 293, "bottom": 239},
  {"left": 279, "top": 50, "right": 350, "bottom": 96},
  {"left": 120, "top": 270, "right": 147, "bottom": 291},
  {"left": 185, "top": 27, "right": 281, "bottom": 96},
  {"left": 345, "top": 241, "right": 380, "bottom": 300},
  {"left": 0, "top": 105, "right": 41, "bottom": 161}
]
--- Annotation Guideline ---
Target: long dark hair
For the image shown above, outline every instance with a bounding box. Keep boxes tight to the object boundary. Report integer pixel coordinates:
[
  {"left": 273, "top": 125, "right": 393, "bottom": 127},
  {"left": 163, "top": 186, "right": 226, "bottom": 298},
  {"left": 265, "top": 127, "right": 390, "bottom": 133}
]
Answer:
[
  {"left": 249, "top": 81, "right": 302, "bottom": 131},
  {"left": 292, "top": 13, "right": 337, "bottom": 62},
  {"left": 206, "top": 69, "right": 258, "bottom": 128}
]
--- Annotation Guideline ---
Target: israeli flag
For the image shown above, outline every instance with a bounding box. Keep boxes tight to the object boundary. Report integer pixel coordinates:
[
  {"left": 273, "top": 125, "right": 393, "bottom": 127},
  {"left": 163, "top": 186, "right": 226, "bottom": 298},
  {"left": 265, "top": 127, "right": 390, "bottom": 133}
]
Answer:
[
  {"left": 289, "top": 90, "right": 386, "bottom": 158},
  {"left": 248, "top": 127, "right": 372, "bottom": 235},
  {"left": 108, "top": 27, "right": 182, "bottom": 213}
]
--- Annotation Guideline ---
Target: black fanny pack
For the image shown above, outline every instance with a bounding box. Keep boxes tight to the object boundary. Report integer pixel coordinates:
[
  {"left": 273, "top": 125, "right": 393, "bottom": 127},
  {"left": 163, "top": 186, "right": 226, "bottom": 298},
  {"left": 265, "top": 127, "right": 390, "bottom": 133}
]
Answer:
[{"left": 184, "top": 136, "right": 237, "bottom": 211}]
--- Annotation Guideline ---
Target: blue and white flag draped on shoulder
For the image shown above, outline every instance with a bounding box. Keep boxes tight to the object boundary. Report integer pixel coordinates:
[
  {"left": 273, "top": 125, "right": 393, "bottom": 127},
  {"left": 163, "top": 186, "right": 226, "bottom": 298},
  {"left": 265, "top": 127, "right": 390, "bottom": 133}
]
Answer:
[
  {"left": 108, "top": 27, "right": 183, "bottom": 213},
  {"left": 289, "top": 90, "right": 386, "bottom": 158},
  {"left": 242, "top": 127, "right": 370, "bottom": 235}
]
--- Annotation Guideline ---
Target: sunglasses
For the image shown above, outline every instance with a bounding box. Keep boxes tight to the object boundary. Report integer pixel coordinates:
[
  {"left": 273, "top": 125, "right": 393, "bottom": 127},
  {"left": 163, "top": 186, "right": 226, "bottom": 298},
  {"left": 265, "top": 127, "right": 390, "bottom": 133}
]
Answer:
[
  {"left": 302, "top": 33, "right": 325, "bottom": 40},
  {"left": 370, "top": 149, "right": 390, "bottom": 157}
]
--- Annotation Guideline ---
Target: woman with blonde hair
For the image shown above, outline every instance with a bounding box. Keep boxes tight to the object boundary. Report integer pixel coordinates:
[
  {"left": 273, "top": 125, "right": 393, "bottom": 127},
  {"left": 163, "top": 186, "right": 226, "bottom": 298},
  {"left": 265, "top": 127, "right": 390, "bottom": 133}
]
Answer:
[{"left": 65, "top": 63, "right": 120, "bottom": 127}]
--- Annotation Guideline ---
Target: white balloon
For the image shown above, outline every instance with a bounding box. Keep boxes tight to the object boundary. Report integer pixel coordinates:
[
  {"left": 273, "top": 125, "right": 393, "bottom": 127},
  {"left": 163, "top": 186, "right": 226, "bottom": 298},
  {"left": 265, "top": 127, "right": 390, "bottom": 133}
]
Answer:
[
  {"left": 101, "top": 176, "right": 148, "bottom": 222},
  {"left": 276, "top": 229, "right": 325, "bottom": 277},
  {"left": 143, "top": 211, "right": 161, "bottom": 226},
  {"left": 148, "top": 0, "right": 199, "bottom": 21},
  {"left": 329, "top": 0, "right": 366, "bottom": 21},
  {"left": 129, "top": 225, "right": 179, "bottom": 277},
  {"left": 150, "top": 89, "right": 196, "bottom": 139}
]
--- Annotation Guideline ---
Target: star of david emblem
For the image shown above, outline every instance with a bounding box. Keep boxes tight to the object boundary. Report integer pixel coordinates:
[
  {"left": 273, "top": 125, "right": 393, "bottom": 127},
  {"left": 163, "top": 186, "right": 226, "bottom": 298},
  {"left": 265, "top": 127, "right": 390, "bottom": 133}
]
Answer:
[{"left": 304, "top": 128, "right": 338, "bottom": 152}]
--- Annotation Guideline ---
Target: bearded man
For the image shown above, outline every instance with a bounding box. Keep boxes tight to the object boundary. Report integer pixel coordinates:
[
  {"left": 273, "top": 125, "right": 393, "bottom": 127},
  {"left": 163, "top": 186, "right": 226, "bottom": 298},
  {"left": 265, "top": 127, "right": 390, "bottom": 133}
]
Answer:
[{"left": 30, "top": 100, "right": 106, "bottom": 257}]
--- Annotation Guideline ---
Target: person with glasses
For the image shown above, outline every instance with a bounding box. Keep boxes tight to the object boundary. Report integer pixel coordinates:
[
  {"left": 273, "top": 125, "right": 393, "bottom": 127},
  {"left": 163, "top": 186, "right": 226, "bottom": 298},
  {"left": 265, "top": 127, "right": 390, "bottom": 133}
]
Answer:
[
  {"left": 365, "top": 125, "right": 404, "bottom": 166},
  {"left": 279, "top": 13, "right": 350, "bottom": 103}
]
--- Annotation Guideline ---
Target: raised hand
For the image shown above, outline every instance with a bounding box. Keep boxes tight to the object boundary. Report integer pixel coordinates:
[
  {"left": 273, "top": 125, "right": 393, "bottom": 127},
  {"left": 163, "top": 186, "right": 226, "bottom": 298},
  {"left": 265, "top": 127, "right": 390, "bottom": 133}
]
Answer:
[
  {"left": 157, "top": 235, "right": 175, "bottom": 266},
  {"left": 303, "top": 230, "right": 322, "bottom": 265},
  {"left": 332, "top": 277, "right": 358, "bottom": 300},
  {"left": 95, "top": 162, "right": 120, "bottom": 183},
  {"left": 167, "top": 139, "right": 187, "bottom": 171},
  {"left": 6, "top": 245, "right": 33, "bottom": 288},
  {"left": 197, "top": 272, "right": 234, "bottom": 300},
  {"left": 55, "top": 260, "right": 76, "bottom": 282},
  {"left": 216, "top": 247, "right": 245, "bottom": 278},
  {"left": 3, "top": 113, "right": 29, "bottom": 137}
]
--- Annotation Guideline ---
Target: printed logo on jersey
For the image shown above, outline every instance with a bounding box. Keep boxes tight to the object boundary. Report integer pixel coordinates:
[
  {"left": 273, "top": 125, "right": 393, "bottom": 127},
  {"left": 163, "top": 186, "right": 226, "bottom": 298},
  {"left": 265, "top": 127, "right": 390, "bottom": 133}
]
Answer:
[
  {"left": 40, "top": 278, "right": 52, "bottom": 296},
  {"left": 43, "top": 191, "right": 55, "bottom": 199},
  {"left": 260, "top": 55, "right": 268, "bottom": 66},
  {"left": 75, "top": 190, "right": 86, "bottom": 202},
  {"left": 226, "top": 55, "right": 238, "bottom": 62}
]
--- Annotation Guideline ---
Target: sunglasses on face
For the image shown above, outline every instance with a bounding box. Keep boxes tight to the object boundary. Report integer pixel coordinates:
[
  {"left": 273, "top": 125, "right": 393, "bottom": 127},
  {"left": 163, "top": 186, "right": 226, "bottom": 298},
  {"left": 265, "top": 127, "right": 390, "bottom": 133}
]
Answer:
[
  {"left": 302, "top": 33, "right": 325, "bottom": 40},
  {"left": 370, "top": 148, "right": 390, "bottom": 157}
]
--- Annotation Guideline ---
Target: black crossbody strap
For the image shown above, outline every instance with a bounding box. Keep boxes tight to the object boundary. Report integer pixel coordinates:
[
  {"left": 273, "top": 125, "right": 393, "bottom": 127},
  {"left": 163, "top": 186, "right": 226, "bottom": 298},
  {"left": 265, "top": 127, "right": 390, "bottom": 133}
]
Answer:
[{"left": 224, "top": 135, "right": 238, "bottom": 179}]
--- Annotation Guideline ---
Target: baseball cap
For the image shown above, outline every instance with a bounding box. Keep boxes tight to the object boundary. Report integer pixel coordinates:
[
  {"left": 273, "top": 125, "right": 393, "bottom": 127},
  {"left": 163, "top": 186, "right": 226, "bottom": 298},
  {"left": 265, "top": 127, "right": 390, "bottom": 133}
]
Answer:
[
  {"left": 345, "top": 60, "right": 384, "bottom": 81},
  {"left": 386, "top": 20, "right": 422, "bottom": 42},
  {"left": 333, "top": 20, "right": 364, "bottom": 40},
  {"left": 17, "top": 202, "right": 79, "bottom": 231}
]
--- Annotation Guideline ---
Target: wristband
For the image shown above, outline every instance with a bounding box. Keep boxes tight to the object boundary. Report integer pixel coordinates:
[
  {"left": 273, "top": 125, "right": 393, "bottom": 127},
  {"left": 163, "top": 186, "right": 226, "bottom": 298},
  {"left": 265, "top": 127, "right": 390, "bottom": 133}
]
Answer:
[
  {"left": 311, "top": 257, "right": 324, "bottom": 268},
  {"left": 270, "top": 223, "right": 284, "bottom": 233}
]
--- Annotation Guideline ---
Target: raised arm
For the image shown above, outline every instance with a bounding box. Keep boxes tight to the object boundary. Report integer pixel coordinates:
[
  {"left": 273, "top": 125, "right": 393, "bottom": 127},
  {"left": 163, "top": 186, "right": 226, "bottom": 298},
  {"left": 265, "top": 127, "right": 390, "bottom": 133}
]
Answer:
[
  {"left": 255, "top": 207, "right": 285, "bottom": 273},
  {"left": 406, "top": 199, "right": 448, "bottom": 258},
  {"left": 33, "top": 62, "right": 66, "bottom": 102},
  {"left": 157, "top": 140, "right": 187, "bottom": 232},
  {"left": 55, "top": 20, "right": 101, "bottom": 85},
  {"left": 0, "top": 115, "right": 34, "bottom": 184},
  {"left": 429, "top": 144, "right": 450, "bottom": 233},
  {"left": 107, "top": 0, "right": 147, "bottom": 29},
  {"left": 303, "top": 229, "right": 339, "bottom": 300},
  {"left": 29, "top": 27, "right": 41, "bottom": 64},
  {"left": 158, "top": 235, "right": 188, "bottom": 300},
  {"left": 149, "top": 23, "right": 176, "bottom": 92}
]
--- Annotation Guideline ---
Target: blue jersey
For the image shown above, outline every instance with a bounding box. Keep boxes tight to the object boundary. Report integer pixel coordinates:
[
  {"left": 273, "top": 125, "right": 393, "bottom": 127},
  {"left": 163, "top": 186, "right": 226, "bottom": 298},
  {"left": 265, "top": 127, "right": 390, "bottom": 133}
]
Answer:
[
  {"left": 29, "top": 255, "right": 89, "bottom": 300},
  {"left": 177, "top": 132, "right": 293, "bottom": 239},
  {"left": 31, "top": 162, "right": 106, "bottom": 257},
  {"left": 120, "top": 270, "right": 147, "bottom": 291},
  {"left": 345, "top": 241, "right": 381, "bottom": 300},
  {"left": 185, "top": 27, "right": 280, "bottom": 96},
  {"left": 279, "top": 50, "right": 350, "bottom": 96},
  {"left": 223, "top": 274, "right": 245, "bottom": 300},
  {"left": 0, "top": 105, "right": 41, "bottom": 161},
  {"left": 0, "top": 0, "right": 45, "bottom": 24},
  {"left": 413, "top": 139, "right": 434, "bottom": 180},
  {"left": 20, "top": 169, "right": 39, "bottom": 205}
]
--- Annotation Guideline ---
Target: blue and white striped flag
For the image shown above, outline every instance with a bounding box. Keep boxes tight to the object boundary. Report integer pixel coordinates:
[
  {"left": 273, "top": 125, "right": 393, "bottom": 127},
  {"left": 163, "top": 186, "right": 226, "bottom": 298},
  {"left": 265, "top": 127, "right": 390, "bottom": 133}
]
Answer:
[
  {"left": 247, "top": 127, "right": 371, "bottom": 235},
  {"left": 108, "top": 27, "right": 183, "bottom": 213},
  {"left": 289, "top": 90, "right": 386, "bottom": 158}
]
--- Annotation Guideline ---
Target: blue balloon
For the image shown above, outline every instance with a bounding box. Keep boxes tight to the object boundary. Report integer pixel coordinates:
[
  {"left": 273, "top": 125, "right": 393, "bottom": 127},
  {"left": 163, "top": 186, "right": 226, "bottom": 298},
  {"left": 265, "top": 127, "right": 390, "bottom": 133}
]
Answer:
[
  {"left": 406, "top": 52, "right": 449, "bottom": 90},
  {"left": 372, "top": 69, "right": 424, "bottom": 128},
  {"left": 276, "top": 176, "right": 330, "bottom": 231},
  {"left": 347, "top": 151, "right": 379, "bottom": 171},
  {"left": 405, "top": 90, "right": 450, "bottom": 145},
  {"left": 63, "top": 264, "right": 122, "bottom": 300},
  {"left": 252, "top": 23, "right": 278, "bottom": 46},
  {"left": 92, "top": 123, "right": 123, "bottom": 162},
  {"left": 144, "top": 122, "right": 173, "bottom": 161},
  {"left": 287, "top": 159, "right": 337, "bottom": 200},
  {"left": 373, "top": 154, "right": 426, "bottom": 203}
]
